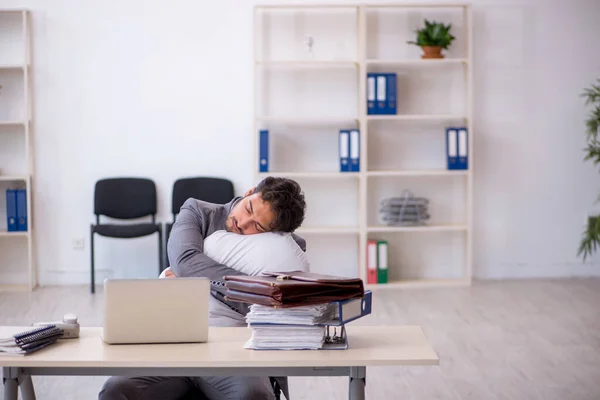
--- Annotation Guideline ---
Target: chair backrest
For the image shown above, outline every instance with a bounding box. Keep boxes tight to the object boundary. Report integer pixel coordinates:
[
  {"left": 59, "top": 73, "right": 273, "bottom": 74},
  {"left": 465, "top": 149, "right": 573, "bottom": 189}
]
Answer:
[
  {"left": 94, "top": 178, "right": 157, "bottom": 220},
  {"left": 171, "top": 177, "right": 235, "bottom": 216}
]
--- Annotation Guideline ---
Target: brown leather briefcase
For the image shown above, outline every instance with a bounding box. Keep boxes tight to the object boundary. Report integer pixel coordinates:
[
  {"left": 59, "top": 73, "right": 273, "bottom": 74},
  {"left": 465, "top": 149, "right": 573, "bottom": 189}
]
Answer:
[{"left": 223, "top": 271, "right": 365, "bottom": 308}]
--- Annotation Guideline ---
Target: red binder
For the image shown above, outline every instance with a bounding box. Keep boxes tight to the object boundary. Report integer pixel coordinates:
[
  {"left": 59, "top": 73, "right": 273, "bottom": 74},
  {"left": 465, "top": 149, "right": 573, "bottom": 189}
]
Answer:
[{"left": 367, "top": 239, "right": 378, "bottom": 284}]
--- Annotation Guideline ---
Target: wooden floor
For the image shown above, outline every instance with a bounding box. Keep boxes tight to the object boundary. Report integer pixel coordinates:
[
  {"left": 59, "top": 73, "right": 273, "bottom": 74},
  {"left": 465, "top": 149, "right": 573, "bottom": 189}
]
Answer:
[{"left": 1, "top": 278, "right": 600, "bottom": 399}]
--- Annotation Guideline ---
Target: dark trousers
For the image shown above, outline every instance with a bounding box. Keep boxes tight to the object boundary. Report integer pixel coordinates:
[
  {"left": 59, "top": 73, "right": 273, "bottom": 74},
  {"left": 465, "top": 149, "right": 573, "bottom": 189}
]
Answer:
[{"left": 98, "top": 375, "right": 276, "bottom": 400}]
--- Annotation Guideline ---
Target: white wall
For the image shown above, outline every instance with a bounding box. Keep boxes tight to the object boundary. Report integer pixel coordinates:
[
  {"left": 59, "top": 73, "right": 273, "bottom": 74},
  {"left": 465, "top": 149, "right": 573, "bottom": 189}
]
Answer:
[{"left": 0, "top": 0, "right": 598, "bottom": 285}]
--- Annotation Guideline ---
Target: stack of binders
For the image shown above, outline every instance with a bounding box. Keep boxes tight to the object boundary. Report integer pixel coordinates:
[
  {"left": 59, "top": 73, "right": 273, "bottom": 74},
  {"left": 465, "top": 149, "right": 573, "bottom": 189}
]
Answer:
[
  {"left": 367, "top": 72, "right": 397, "bottom": 115},
  {"left": 5, "top": 188, "right": 28, "bottom": 232},
  {"left": 379, "top": 191, "right": 430, "bottom": 226},
  {"left": 338, "top": 129, "right": 360, "bottom": 172},
  {"left": 446, "top": 127, "right": 469, "bottom": 170},
  {"left": 243, "top": 291, "right": 372, "bottom": 350},
  {"left": 366, "top": 239, "right": 389, "bottom": 284}
]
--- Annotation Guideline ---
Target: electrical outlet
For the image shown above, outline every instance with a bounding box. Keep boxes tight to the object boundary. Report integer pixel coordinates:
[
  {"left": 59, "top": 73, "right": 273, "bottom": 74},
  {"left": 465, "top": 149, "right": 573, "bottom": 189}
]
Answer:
[{"left": 73, "top": 238, "right": 85, "bottom": 250}]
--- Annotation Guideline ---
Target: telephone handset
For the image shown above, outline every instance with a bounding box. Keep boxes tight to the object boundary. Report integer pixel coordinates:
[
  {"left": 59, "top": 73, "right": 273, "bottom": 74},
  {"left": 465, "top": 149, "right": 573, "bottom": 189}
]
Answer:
[{"left": 33, "top": 313, "right": 80, "bottom": 339}]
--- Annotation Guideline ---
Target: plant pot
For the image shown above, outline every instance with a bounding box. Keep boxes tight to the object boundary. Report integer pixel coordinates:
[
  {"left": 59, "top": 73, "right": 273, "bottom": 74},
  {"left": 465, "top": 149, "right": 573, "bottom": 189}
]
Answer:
[{"left": 421, "top": 46, "right": 444, "bottom": 59}]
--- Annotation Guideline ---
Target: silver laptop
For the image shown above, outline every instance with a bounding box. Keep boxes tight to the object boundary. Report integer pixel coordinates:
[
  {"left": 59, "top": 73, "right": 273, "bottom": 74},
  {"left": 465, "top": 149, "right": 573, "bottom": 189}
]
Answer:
[{"left": 102, "top": 278, "right": 210, "bottom": 344}]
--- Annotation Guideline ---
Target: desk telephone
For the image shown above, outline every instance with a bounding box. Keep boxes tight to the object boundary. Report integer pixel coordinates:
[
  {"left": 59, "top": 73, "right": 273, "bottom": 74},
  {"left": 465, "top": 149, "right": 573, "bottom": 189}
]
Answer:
[{"left": 33, "top": 313, "right": 80, "bottom": 339}]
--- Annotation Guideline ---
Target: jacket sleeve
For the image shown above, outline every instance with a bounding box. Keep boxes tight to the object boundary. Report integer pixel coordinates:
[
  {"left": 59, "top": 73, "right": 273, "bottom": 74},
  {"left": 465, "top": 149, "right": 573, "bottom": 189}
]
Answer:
[
  {"left": 291, "top": 232, "right": 307, "bottom": 252},
  {"left": 167, "top": 198, "right": 250, "bottom": 315}
]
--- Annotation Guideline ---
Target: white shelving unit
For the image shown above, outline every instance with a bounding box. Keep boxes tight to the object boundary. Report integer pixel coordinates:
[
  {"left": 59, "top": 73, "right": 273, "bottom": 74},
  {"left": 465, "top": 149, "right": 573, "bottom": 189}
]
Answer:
[
  {"left": 0, "top": 9, "right": 35, "bottom": 292},
  {"left": 253, "top": 3, "right": 472, "bottom": 288}
]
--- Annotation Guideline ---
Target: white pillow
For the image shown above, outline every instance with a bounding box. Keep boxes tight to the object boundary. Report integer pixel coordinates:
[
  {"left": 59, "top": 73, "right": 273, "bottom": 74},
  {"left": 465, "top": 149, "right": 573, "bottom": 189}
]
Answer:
[
  {"left": 204, "top": 229, "right": 309, "bottom": 275},
  {"left": 160, "top": 230, "right": 310, "bottom": 327}
]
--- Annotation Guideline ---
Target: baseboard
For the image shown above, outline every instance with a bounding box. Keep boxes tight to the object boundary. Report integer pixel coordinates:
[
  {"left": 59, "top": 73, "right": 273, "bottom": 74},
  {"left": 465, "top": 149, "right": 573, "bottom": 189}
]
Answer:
[
  {"left": 0, "top": 272, "right": 29, "bottom": 286},
  {"left": 38, "top": 269, "right": 114, "bottom": 286},
  {"left": 475, "top": 262, "right": 600, "bottom": 280}
]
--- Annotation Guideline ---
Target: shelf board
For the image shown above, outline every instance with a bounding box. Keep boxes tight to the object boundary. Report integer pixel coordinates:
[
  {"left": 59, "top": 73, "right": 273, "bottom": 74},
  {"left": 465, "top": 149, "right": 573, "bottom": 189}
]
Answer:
[
  {"left": 366, "top": 278, "right": 470, "bottom": 290},
  {"left": 0, "top": 64, "right": 25, "bottom": 70},
  {"left": 0, "top": 231, "right": 28, "bottom": 238},
  {"left": 256, "top": 4, "right": 358, "bottom": 9},
  {"left": 367, "top": 114, "right": 465, "bottom": 121},
  {"left": 0, "top": 284, "right": 30, "bottom": 293},
  {"left": 366, "top": 3, "right": 469, "bottom": 9},
  {"left": 0, "top": 8, "right": 28, "bottom": 13},
  {"left": 259, "top": 172, "right": 359, "bottom": 179},
  {"left": 367, "top": 224, "right": 468, "bottom": 233},
  {"left": 296, "top": 226, "right": 359, "bottom": 234},
  {"left": 0, "top": 175, "right": 28, "bottom": 182},
  {"left": 367, "top": 170, "right": 468, "bottom": 177},
  {"left": 256, "top": 61, "right": 358, "bottom": 68},
  {"left": 367, "top": 58, "right": 468, "bottom": 66},
  {"left": 0, "top": 121, "right": 26, "bottom": 127},
  {"left": 257, "top": 116, "right": 359, "bottom": 124}
]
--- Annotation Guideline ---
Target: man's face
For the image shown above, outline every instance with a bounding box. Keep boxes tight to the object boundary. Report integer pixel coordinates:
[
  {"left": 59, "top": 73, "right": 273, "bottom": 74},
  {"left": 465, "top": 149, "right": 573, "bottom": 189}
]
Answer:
[{"left": 225, "top": 191, "right": 276, "bottom": 235}]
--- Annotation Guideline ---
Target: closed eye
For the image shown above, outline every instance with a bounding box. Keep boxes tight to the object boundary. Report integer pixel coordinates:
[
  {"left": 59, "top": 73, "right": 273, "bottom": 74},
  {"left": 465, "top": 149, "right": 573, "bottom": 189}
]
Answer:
[{"left": 249, "top": 200, "right": 267, "bottom": 232}]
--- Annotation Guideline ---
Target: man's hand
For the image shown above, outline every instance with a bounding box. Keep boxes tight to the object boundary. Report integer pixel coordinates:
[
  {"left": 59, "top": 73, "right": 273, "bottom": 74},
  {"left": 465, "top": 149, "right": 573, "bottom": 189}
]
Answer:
[{"left": 164, "top": 269, "right": 176, "bottom": 278}]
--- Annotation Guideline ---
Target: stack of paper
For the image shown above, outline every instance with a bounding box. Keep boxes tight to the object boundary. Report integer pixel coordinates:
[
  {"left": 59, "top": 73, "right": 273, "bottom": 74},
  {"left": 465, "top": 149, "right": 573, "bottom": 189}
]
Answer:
[
  {"left": 246, "top": 303, "right": 336, "bottom": 326},
  {"left": 246, "top": 325, "right": 326, "bottom": 350},
  {"left": 379, "top": 191, "right": 430, "bottom": 226},
  {"left": 244, "top": 303, "right": 337, "bottom": 350}
]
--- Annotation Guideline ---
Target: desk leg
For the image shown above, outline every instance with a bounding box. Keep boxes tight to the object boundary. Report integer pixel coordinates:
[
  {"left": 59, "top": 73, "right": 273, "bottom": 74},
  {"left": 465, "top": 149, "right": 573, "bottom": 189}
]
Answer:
[
  {"left": 2, "top": 367, "right": 18, "bottom": 400},
  {"left": 20, "top": 374, "right": 37, "bottom": 400},
  {"left": 349, "top": 366, "right": 366, "bottom": 400},
  {"left": 2, "top": 367, "right": 36, "bottom": 400}
]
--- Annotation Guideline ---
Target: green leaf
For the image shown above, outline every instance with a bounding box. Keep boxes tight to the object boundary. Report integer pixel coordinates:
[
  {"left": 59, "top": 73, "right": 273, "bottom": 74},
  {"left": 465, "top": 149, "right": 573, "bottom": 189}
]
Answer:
[
  {"left": 578, "top": 215, "right": 600, "bottom": 262},
  {"left": 579, "top": 79, "right": 600, "bottom": 261},
  {"left": 583, "top": 141, "right": 600, "bottom": 166},
  {"left": 586, "top": 111, "right": 600, "bottom": 141},
  {"left": 581, "top": 79, "right": 600, "bottom": 106}
]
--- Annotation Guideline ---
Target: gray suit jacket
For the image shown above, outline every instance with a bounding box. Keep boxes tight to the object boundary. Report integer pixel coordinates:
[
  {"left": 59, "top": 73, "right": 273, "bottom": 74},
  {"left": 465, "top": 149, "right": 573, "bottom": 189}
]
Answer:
[{"left": 167, "top": 197, "right": 306, "bottom": 399}]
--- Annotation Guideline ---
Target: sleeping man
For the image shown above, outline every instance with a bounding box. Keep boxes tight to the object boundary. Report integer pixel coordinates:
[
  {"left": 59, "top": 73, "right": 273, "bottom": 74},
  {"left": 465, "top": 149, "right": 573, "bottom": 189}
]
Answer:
[
  {"left": 196, "top": 226, "right": 310, "bottom": 328},
  {"left": 98, "top": 176, "right": 308, "bottom": 400}
]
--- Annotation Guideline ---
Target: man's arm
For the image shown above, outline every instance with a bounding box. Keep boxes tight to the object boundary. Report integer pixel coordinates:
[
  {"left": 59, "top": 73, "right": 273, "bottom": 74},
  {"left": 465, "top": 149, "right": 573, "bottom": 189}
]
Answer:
[{"left": 167, "top": 198, "right": 250, "bottom": 314}]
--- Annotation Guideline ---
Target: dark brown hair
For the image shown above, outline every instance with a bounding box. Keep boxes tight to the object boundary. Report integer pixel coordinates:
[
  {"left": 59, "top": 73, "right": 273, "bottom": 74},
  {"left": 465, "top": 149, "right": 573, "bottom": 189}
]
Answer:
[{"left": 254, "top": 176, "right": 306, "bottom": 232}]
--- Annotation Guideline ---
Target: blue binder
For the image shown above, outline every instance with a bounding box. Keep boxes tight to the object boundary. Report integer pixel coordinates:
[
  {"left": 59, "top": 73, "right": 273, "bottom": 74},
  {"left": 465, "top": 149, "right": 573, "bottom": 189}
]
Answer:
[
  {"left": 349, "top": 129, "right": 360, "bottom": 172},
  {"left": 248, "top": 291, "right": 373, "bottom": 328},
  {"left": 457, "top": 128, "right": 468, "bottom": 169},
  {"left": 376, "top": 74, "right": 387, "bottom": 114},
  {"left": 446, "top": 127, "right": 459, "bottom": 170},
  {"left": 259, "top": 129, "right": 269, "bottom": 173},
  {"left": 367, "top": 73, "right": 377, "bottom": 115},
  {"left": 16, "top": 189, "right": 27, "bottom": 231},
  {"left": 339, "top": 129, "right": 350, "bottom": 172},
  {"left": 6, "top": 189, "right": 18, "bottom": 232},
  {"left": 385, "top": 73, "right": 397, "bottom": 115},
  {"left": 322, "top": 290, "right": 372, "bottom": 326}
]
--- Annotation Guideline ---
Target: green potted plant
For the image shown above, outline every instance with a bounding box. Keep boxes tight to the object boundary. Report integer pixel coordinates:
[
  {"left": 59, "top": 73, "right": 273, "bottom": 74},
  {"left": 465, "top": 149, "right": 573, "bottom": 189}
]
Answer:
[
  {"left": 407, "top": 19, "right": 455, "bottom": 59},
  {"left": 578, "top": 79, "right": 600, "bottom": 261}
]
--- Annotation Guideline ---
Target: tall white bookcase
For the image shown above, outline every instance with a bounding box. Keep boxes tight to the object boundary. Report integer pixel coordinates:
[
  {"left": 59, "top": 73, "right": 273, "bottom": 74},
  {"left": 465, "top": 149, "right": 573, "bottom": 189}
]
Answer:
[
  {"left": 254, "top": 2, "right": 472, "bottom": 288},
  {"left": 0, "top": 9, "right": 35, "bottom": 292}
]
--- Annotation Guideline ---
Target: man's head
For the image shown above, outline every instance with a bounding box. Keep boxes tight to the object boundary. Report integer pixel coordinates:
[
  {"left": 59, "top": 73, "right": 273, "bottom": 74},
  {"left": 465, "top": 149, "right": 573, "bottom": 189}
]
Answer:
[{"left": 225, "top": 176, "right": 306, "bottom": 235}]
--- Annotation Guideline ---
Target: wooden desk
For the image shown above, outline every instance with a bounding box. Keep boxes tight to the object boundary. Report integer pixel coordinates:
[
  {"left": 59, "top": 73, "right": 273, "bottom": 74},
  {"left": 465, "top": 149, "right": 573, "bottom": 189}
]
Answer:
[{"left": 1, "top": 326, "right": 438, "bottom": 400}]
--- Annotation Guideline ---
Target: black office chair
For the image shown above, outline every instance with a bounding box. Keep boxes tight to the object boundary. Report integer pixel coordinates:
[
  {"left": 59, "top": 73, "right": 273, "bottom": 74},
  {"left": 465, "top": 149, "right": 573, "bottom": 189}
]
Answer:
[
  {"left": 164, "top": 177, "right": 235, "bottom": 268},
  {"left": 90, "top": 178, "right": 163, "bottom": 294}
]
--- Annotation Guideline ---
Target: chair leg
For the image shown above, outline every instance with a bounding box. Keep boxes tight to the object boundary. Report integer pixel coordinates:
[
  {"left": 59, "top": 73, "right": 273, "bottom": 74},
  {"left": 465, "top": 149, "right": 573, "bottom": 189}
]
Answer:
[
  {"left": 90, "top": 228, "right": 95, "bottom": 294},
  {"left": 164, "top": 223, "right": 172, "bottom": 270},
  {"left": 158, "top": 228, "right": 163, "bottom": 275}
]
